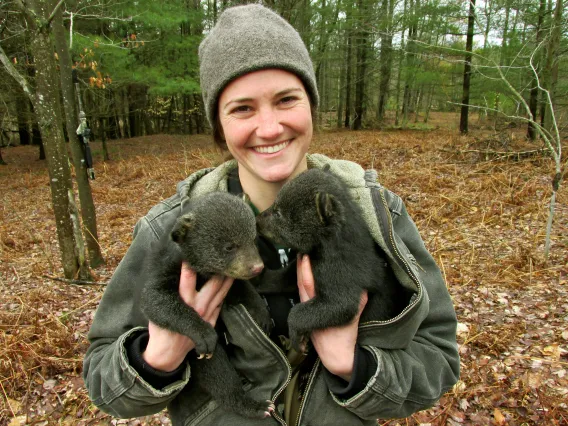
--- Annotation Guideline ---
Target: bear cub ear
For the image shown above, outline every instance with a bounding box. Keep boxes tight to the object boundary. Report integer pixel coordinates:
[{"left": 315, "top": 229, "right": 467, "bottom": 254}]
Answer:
[
  {"left": 315, "top": 192, "right": 345, "bottom": 226},
  {"left": 171, "top": 213, "right": 195, "bottom": 243}
]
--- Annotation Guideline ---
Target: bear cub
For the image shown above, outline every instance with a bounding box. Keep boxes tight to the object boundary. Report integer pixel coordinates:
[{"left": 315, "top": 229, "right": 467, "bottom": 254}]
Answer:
[
  {"left": 141, "top": 192, "right": 274, "bottom": 418},
  {"left": 256, "top": 166, "right": 405, "bottom": 352}
]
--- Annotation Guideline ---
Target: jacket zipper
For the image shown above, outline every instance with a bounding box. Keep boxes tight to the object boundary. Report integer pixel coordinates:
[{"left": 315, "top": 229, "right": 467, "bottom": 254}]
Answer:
[
  {"left": 359, "top": 188, "right": 423, "bottom": 329},
  {"left": 293, "top": 358, "right": 320, "bottom": 426},
  {"left": 237, "top": 188, "right": 422, "bottom": 425},
  {"left": 237, "top": 305, "right": 292, "bottom": 426}
]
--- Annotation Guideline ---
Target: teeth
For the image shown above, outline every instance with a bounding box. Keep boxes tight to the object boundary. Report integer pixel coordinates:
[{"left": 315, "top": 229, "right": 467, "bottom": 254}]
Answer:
[{"left": 254, "top": 140, "right": 290, "bottom": 154}]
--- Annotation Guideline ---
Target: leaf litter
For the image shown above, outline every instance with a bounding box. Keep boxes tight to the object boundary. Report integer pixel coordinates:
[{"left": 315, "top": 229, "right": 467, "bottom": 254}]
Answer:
[{"left": 0, "top": 125, "right": 566, "bottom": 425}]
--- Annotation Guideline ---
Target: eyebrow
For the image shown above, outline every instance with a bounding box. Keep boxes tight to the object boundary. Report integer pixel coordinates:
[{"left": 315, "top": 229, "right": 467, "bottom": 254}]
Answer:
[{"left": 223, "top": 87, "right": 304, "bottom": 110}]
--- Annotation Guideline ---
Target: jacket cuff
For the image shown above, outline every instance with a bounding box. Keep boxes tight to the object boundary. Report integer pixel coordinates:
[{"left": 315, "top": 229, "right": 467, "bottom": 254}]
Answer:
[
  {"left": 125, "top": 330, "right": 187, "bottom": 390},
  {"left": 324, "top": 344, "right": 378, "bottom": 400}
]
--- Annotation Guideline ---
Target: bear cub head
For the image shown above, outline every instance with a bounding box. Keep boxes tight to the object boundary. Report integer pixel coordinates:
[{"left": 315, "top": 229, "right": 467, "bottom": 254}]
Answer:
[
  {"left": 256, "top": 166, "right": 349, "bottom": 253},
  {"left": 171, "top": 192, "right": 264, "bottom": 280}
]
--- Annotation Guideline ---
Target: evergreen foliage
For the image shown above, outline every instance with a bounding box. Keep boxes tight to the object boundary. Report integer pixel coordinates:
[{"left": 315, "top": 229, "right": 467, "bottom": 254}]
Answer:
[{"left": 0, "top": 0, "right": 566, "bottom": 138}]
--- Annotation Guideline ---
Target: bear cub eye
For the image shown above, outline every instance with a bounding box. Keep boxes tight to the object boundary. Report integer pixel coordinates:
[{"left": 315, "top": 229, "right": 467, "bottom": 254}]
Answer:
[{"left": 224, "top": 243, "right": 238, "bottom": 253}]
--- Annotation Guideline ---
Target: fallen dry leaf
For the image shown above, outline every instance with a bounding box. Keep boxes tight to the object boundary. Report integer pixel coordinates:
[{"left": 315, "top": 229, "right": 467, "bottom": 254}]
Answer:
[
  {"left": 493, "top": 408, "right": 507, "bottom": 425},
  {"left": 1, "top": 123, "right": 567, "bottom": 425}
]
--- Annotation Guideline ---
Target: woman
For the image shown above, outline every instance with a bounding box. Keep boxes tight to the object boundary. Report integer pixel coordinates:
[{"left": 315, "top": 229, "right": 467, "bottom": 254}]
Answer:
[{"left": 83, "top": 5, "right": 459, "bottom": 425}]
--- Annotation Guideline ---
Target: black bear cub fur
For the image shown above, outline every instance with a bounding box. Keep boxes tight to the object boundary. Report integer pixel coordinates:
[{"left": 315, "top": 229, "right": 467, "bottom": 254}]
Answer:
[
  {"left": 141, "top": 192, "right": 274, "bottom": 418},
  {"left": 256, "top": 166, "right": 405, "bottom": 351}
]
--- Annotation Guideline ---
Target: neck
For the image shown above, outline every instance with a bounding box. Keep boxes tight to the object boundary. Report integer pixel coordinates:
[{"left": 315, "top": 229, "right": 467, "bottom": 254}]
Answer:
[
  {"left": 237, "top": 158, "right": 308, "bottom": 212},
  {"left": 239, "top": 170, "right": 284, "bottom": 212}
]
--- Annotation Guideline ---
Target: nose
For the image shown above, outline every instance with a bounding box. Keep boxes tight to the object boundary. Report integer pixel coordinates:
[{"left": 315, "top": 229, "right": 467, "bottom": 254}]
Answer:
[
  {"left": 256, "top": 108, "right": 283, "bottom": 140},
  {"left": 250, "top": 262, "right": 264, "bottom": 276}
]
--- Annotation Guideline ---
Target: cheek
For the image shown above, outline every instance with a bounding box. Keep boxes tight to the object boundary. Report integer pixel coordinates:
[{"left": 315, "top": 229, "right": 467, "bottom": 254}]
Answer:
[
  {"left": 222, "top": 120, "right": 252, "bottom": 149},
  {"left": 287, "top": 109, "right": 312, "bottom": 135}
]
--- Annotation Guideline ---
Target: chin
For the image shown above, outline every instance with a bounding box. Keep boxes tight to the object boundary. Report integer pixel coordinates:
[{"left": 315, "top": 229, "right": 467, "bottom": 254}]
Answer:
[{"left": 260, "top": 163, "right": 303, "bottom": 183}]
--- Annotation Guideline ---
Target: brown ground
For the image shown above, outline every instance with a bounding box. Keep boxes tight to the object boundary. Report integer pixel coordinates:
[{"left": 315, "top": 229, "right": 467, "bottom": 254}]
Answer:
[{"left": 1, "top": 113, "right": 567, "bottom": 425}]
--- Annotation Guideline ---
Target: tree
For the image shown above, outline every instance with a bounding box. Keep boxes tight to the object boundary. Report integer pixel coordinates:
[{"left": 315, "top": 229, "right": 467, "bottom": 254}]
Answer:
[
  {"left": 353, "top": 0, "right": 371, "bottom": 130},
  {"left": 376, "top": 0, "right": 395, "bottom": 125},
  {"left": 527, "top": 0, "right": 546, "bottom": 140},
  {"left": 0, "top": 0, "right": 89, "bottom": 279},
  {"left": 53, "top": 7, "right": 104, "bottom": 267},
  {"left": 459, "top": 0, "right": 476, "bottom": 134},
  {"left": 344, "top": 0, "right": 354, "bottom": 128}
]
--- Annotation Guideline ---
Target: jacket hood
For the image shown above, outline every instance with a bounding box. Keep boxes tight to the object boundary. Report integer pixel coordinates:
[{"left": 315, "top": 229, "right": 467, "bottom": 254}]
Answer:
[
  {"left": 177, "top": 154, "right": 367, "bottom": 199},
  {"left": 176, "top": 154, "right": 389, "bottom": 271}
]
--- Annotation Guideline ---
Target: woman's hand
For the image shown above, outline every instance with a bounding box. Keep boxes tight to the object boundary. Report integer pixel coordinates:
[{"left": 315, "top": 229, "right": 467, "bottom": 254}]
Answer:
[
  {"left": 296, "top": 255, "right": 368, "bottom": 382},
  {"left": 142, "top": 262, "right": 234, "bottom": 372}
]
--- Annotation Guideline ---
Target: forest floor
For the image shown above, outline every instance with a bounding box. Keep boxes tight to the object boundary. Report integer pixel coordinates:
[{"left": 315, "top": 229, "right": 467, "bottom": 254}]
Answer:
[{"left": 1, "top": 114, "right": 567, "bottom": 425}]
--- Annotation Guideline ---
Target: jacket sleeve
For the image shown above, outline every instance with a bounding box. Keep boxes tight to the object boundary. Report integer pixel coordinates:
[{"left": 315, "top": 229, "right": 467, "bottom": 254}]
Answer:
[
  {"left": 83, "top": 215, "right": 192, "bottom": 419},
  {"left": 331, "top": 192, "right": 460, "bottom": 419}
]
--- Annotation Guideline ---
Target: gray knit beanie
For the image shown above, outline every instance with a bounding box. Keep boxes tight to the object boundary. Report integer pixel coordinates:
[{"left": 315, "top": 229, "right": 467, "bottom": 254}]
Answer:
[{"left": 199, "top": 4, "right": 319, "bottom": 128}]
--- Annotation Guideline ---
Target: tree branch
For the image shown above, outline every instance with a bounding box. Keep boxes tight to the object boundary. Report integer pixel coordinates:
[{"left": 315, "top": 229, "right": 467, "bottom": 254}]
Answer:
[
  {"left": 43, "top": 275, "right": 105, "bottom": 286},
  {"left": 46, "top": 0, "right": 66, "bottom": 28},
  {"left": 14, "top": 0, "right": 39, "bottom": 27},
  {"left": 0, "top": 44, "right": 34, "bottom": 102}
]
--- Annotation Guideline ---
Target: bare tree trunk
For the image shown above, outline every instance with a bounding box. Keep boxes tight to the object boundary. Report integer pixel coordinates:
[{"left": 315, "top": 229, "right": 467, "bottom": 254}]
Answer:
[
  {"left": 353, "top": 0, "right": 369, "bottom": 131},
  {"left": 527, "top": 0, "right": 545, "bottom": 140},
  {"left": 483, "top": 0, "right": 492, "bottom": 50},
  {"left": 31, "top": 110, "right": 46, "bottom": 160},
  {"left": 424, "top": 84, "right": 434, "bottom": 123},
  {"left": 1, "top": 0, "right": 83, "bottom": 278},
  {"left": 459, "top": 0, "right": 476, "bottom": 134},
  {"left": 413, "top": 86, "right": 422, "bottom": 123},
  {"left": 541, "top": 0, "right": 563, "bottom": 132},
  {"left": 344, "top": 1, "right": 353, "bottom": 129},
  {"left": 494, "top": 0, "right": 510, "bottom": 118},
  {"left": 53, "top": 7, "right": 103, "bottom": 270},
  {"left": 337, "top": 25, "right": 346, "bottom": 129},
  {"left": 100, "top": 117, "right": 110, "bottom": 160},
  {"left": 402, "top": 0, "right": 418, "bottom": 126},
  {"left": 188, "top": 95, "right": 194, "bottom": 135},
  {"left": 183, "top": 94, "right": 189, "bottom": 134},
  {"left": 194, "top": 94, "right": 204, "bottom": 134},
  {"left": 394, "top": 2, "right": 407, "bottom": 127},
  {"left": 376, "top": 0, "right": 394, "bottom": 125}
]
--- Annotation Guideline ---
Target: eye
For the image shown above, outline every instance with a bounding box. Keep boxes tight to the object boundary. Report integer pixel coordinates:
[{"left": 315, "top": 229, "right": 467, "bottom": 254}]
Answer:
[
  {"left": 279, "top": 96, "right": 297, "bottom": 105},
  {"left": 224, "top": 243, "right": 237, "bottom": 253},
  {"left": 231, "top": 105, "right": 252, "bottom": 114}
]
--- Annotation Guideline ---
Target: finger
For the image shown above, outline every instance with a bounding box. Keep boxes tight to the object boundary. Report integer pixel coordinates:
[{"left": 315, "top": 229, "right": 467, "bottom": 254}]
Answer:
[
  {"left": 300, "top": 255, "right": 316, "bottom": 299},
  {"left": 296, "top": 255, "right": 307, "bottom": 301},
  {"left": 208, "top": 305, "right": 223, "bottom": 327},
  {"left": 197, "top": 275, "right": 225, "bottom": 306},
  {"left": 209, "top": 277, "right": 234, "bottom": 313},
  {"left": 356, "top": 290, "right": 369, "bottom": 319},
  {"left": 297, "top": 255, "right": 315, "bottom": 302},
  {"left": 179, "top": 263, "right": 198, "bottom": 305}
]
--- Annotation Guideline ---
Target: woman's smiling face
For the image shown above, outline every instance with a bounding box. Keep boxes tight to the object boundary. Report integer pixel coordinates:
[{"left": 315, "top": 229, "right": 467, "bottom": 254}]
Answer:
[{"left": 218, "top": 69, "right": 313, "bottom": 185}]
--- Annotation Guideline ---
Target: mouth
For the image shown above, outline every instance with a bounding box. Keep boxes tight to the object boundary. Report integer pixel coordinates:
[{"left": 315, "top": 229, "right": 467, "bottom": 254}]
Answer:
[{"left": 252, "top": 139, "right": 291, "bottom": 155}]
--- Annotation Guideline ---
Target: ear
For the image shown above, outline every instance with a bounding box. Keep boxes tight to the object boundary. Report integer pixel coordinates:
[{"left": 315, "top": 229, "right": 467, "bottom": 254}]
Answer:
[
  {"left": 315, "top": 192, "right": 344, "bottom": 226},
  {"left": 322, "top": 164, "right": 331, "bottom": 173},
  {"left": 171, "top": 213, "right": 194, "bottom": 243}
]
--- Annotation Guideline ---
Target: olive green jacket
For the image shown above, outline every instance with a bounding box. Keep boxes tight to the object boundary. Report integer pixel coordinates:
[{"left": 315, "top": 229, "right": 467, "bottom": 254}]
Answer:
[{"left": 83, "top": 154, "right": 460, "bottom": 426}]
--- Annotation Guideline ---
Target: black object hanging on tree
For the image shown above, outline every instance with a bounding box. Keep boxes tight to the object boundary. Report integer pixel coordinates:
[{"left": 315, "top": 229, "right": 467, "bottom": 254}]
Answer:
[
  {"left": 82, "top": 128, "right": 95, "bottom": 180},
  {"left": 78, "top": 111, "right": 95, "bottom": 180}
]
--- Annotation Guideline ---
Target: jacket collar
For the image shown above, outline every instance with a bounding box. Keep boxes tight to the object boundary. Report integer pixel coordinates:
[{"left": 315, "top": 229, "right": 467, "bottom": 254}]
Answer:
[{"left": 177, "top": 154, "right": 391, "bottom": 269}]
